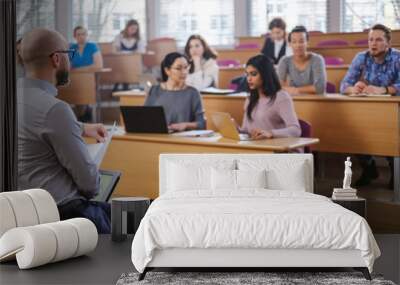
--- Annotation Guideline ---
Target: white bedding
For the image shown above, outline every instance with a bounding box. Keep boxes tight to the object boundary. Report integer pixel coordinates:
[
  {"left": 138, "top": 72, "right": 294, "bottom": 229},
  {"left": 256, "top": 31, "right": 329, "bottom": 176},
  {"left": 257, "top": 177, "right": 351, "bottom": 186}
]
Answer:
[{"left": 131, "top": 190, "right": 380, "bottom": 273}]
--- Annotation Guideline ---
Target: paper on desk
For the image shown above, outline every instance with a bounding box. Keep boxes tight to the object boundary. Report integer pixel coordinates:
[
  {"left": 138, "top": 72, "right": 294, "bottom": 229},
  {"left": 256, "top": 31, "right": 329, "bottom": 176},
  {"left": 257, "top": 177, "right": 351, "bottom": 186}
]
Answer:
[
  {"left": 200, "top": 87, "right": 235, "bottom": 94},
  {"left": 347, "top": 93, "right": 391, "bottom": 97},
  {"left": 86, "top": 122, "right": 117, "bottom": 168},
  {"left": 171, "top": 130, "right": 215, "bottom": 137}
]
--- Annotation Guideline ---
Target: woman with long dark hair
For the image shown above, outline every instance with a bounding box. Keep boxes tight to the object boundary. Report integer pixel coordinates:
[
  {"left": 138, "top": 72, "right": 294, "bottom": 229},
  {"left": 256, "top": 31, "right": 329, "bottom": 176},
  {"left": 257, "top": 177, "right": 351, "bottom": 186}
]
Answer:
[
  {"left": 113, "top": 19, "right": 145, "bottom": 53},
  {"left": 184, "top": 34, "right": 219, "bottom": 90},
  {"left": 241, "top": 54, "right": 301, "bottom": 139},
  {"left": 144, "top": 52, "right": 206, "bottom": 131}
]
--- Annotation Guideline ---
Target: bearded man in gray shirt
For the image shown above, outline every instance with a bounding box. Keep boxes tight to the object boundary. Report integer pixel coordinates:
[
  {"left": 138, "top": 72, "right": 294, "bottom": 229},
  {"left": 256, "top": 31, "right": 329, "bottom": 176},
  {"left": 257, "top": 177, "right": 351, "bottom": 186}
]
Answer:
[{"left": 18, "top": 28, "right": 110, "bottom": 233}]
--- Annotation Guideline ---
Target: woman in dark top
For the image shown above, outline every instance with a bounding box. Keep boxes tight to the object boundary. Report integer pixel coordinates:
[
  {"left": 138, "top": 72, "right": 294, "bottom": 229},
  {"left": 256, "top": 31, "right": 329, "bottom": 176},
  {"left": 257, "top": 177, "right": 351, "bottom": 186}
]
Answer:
[
  {"left": 261, "top": 18, "right": 292, "bottom": 65},
  {"left": 144, "top": 52, "right": 206, "bottom": 131}
]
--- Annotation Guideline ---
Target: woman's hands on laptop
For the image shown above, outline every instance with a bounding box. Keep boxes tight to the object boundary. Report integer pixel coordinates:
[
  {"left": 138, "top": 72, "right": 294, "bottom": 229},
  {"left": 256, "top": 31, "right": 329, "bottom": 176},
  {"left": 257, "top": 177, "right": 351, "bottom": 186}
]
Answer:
[
  {"left": 169, "top": 122, "right": 198, "bottom": 132},
  {"left": 250, "top": 128, "right": 273, "bottom": 140}
]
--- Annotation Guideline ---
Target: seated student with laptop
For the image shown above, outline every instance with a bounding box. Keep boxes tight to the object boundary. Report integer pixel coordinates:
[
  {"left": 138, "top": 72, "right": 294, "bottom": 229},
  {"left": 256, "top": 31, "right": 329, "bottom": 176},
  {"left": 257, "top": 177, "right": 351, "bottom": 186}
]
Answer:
[
  {"left": 144, "top": 52, "right": 206, "bottom": 131},
  {"left": 240, "top": 54, "right": 301, "bottom": 140}
]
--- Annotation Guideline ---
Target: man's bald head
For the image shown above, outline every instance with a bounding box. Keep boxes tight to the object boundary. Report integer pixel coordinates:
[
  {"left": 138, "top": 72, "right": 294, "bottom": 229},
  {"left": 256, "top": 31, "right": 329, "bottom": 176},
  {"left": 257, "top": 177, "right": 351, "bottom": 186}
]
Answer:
[{"left": 21, "top": 28, "right": 68, "bottom": 68}]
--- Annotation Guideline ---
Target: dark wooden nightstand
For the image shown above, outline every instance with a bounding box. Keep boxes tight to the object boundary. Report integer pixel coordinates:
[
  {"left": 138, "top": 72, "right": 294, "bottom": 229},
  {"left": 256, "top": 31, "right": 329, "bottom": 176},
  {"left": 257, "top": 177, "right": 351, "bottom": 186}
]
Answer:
[
  {"left": 111, "top": 197, "right": 150, "bottom": 242},
  {"left": 331, "top": 197, "right": 366, "bottom": 218}
]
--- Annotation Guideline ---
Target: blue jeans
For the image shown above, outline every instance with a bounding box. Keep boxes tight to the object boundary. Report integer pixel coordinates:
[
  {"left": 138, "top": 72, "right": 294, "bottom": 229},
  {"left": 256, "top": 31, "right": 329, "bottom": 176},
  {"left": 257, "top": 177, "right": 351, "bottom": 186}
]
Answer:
[{"left": 58, "top": 199, "right": 111, "bottom": 234}]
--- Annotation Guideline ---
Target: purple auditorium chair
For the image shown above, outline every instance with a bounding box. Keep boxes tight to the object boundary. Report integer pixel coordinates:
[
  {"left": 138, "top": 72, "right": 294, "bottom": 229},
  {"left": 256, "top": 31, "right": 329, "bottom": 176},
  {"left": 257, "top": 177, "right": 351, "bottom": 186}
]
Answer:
[
  {"left": 354, "top": 39, "right": 368, "bottom": 46},
  {"left": 326, "top": 82, "right": 336, "bottom": 93},
  {"left": 217, "top": 59, "right": 241, "bottom": 67},
  {"left": 299, "top": 119, "right": 312, "bottom": 153},
  {"left": 316, "top": 39, "right": 349, "bottom": 47},
  {"left": 235, "top": 43, "right": 260, "bottom": 50},
  {"left": 228, "top": 83, "right": 238, "bottom": 90},
  {"left": 324, "top": 56, "right": 345, "bottom": 65}
]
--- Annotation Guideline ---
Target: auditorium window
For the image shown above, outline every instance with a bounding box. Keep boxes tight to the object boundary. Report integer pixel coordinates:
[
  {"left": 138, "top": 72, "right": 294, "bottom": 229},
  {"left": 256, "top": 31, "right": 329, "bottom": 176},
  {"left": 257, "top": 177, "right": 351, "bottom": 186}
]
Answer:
[
  {"left": 73, "top": 0, "right": 146, "bottom": 43},
  {"left": 250, "top": 0, "right": 327, "bottom": 36},
  {"left": 343, "top": 0, "right": 400, "bottom": 32},
  {"left": 157, "top": 0, "right": 234, "bottom": 46},
  {"left": 17, "top": 0, "right": 55, "bottom": 38}
]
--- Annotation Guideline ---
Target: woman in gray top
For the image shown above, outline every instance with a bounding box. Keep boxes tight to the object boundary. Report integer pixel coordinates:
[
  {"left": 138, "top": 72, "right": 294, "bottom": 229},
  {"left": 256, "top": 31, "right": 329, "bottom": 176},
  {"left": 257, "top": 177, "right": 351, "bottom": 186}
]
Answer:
[
  {"left": 278, "top": 26, "right": 327, "bottom": 95},
  {"left": 144, "top": 52, "right": 206, "bottom": 131}
]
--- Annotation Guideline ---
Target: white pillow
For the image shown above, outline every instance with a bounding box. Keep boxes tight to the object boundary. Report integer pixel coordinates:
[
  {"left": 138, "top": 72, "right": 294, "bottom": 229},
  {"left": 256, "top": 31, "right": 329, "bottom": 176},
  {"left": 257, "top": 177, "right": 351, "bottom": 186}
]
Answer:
[
  {"left": 211, "top": 169, "right": 267, "bottom": 190},
  {"left": 211, "top": 169, "right": 236, "bottom": 190},
  {"left": 238, "top": 159, "right": 308, "bottom": 192},
  {"left": 237, "top": 169, "right": 267, "bottom": 189},
  {"left": 167, "top": 163, "right": 210, "bottom": 191},
  {"left": 166, "top": 160, "right": 235, "bottom": 192}
]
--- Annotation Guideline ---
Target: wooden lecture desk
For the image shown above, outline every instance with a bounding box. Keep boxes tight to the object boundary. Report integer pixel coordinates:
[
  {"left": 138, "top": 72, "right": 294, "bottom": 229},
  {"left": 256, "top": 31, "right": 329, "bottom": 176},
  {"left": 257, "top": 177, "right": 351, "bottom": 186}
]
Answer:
[
  {"left": 101, "top": 132, "right": 319, "bottom": 199},
  {"left": 114, "top": 91, "right": 400, "bottom": 201}
]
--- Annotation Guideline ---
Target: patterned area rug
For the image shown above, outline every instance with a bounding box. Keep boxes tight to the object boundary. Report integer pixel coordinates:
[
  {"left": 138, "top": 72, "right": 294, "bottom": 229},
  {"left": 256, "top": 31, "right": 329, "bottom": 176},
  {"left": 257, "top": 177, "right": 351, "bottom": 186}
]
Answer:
[{"left": 116, "top": 271, "right": 395, "bottom": 285}]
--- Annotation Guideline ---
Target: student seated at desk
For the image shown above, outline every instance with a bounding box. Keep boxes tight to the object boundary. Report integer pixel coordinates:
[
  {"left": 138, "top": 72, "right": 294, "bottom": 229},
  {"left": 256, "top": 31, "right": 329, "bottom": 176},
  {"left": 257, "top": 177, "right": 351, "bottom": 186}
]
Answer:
[
  {"left": 340, "top": 24, "right": 399, "bottom": 188},
  {"left": 70, "top": 26, "right": 103, "bottom": 71},
  {"left": 184, "top": 34, "right": 219, "bottom": 91},
  {"left": 340, "top": 24, "right": 400, "bottom": 96},
  {"left": 144, "top": 52, "right": 206, "bottom": 131},
  {"left": 278, "top": 26, "right": 326, "bottom": 95},
  {"left": 241, "top": 54, "right": 301, "bottom": 140},
  {"left": 261, "top": 17, "right": 292, "bottom": 65},
  {"left": 113, "top": 19, "right": 145, "bottom": 53},
  {"left": 70, "top": 26, "right": 103, "bottom": 122}
]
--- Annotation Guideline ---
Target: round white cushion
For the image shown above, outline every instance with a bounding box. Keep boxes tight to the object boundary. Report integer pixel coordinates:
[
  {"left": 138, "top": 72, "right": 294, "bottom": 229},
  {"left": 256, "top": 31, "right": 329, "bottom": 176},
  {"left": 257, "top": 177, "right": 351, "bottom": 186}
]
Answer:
[
  {"left": 0, "top": 189, "right": 59, "bottom": 238},
  {"left": 65, "top": 218, "right": 98, "bottom": 257},
  {"left": 24, "top": 189, "right": 59, "bottom": 223},
  {"left": 0, "top": 196, "right": 17, "bottom": 237},
  {"left": 0, "top": 219, "right": 98, "bottom": 269},
  {"left": 0, "top": 191, "right": 39, "bottom": 228}
]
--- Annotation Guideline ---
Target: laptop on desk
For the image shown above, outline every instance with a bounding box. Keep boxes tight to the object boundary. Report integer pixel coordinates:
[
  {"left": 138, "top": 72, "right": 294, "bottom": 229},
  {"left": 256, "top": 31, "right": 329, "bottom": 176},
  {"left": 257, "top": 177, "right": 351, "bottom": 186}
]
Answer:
[
  {"left": 120, "top": 106, "right": 169, "bottom": 133},
  {"left": 211, "top": 112, "right": 252, "bottom": 141}
]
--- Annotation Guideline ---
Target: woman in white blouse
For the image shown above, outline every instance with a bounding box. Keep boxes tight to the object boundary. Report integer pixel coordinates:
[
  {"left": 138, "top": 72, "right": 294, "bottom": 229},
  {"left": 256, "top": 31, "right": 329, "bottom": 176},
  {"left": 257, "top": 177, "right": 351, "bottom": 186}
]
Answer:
[
  {"left": 112, "top": 19, "right": 145, "bottom": 53},
  {"left": 184, "top": 34, "right": 219, "bottom": 91}
]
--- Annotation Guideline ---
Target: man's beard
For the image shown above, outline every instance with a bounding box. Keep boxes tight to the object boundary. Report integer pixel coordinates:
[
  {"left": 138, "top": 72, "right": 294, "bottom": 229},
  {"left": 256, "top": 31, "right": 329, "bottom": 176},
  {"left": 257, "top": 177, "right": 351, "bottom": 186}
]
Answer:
[
  {"left": 371, "top": 49, "right": 387, "bottom": 59},
  {"left": 55, "top": 69, "right": 70, "bottom": 86}
]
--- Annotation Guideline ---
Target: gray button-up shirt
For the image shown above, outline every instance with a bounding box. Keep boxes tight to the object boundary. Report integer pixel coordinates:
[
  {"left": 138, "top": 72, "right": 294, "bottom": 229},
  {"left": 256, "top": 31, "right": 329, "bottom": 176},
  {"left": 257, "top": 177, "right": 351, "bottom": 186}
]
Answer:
[{"left": 17, "top": 78, "right": 100, "bottom": 205}]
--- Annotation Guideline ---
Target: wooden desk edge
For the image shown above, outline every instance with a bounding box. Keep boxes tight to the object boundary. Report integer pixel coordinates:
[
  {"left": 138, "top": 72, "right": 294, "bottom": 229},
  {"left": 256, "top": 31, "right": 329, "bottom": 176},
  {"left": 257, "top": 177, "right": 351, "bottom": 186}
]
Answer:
[
  {"left": 113, "top": 134, "right": 320, "bottom": 152},
  {"left": 71, "top": 68, "right": 112, "bottom": 74},
  {"left": 113, "top": 92, "right": 400, "bottom": 103}
]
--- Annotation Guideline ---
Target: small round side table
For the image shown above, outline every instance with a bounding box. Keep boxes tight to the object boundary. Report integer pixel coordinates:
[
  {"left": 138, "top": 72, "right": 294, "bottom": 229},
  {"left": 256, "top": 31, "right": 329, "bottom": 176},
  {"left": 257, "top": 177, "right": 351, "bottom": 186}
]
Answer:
[{"left": 111, "top": 197, "right": 150, "bottom": 242}]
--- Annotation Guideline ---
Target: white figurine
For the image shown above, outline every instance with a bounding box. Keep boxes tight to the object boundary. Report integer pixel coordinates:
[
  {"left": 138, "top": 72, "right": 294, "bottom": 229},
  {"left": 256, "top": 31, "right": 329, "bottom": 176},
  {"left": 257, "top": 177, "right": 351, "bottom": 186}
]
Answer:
[{"left": 343, "top": 157, "right": 352, "bottom": 189}]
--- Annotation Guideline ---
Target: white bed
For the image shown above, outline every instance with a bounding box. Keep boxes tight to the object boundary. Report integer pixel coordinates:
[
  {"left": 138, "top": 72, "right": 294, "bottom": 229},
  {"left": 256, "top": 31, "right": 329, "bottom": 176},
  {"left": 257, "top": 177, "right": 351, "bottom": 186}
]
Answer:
[{"left": 131, "top": 154, "right": 380, "bottom": 280}]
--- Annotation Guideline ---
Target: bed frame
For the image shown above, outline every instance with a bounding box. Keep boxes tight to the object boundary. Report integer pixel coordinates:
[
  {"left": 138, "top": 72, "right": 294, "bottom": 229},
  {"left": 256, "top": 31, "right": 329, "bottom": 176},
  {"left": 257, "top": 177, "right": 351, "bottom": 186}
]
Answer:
[
  {"left": 139, "top": 248, "right": 370, "bottom": 280},
  {"left": 138, "top": 154, "right": 372, "bottom": 281}
]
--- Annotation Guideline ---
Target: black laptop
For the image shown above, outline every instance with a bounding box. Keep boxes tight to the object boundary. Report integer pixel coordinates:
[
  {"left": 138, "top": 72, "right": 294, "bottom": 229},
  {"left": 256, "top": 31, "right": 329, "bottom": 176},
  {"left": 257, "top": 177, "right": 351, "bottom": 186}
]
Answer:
[
  {"left": 92, "top": 170, "right": 121, "bottom": 202},
  {"left": 120, "top": 106, "right": 169, "bottom": 133}
]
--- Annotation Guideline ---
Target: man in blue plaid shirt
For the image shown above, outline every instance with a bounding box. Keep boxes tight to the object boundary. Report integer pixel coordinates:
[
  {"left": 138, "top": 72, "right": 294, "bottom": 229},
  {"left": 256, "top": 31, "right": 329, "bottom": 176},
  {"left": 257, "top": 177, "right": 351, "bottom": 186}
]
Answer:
[{"left": 340, "top": 24, "right": 399, "bottom": 187}]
